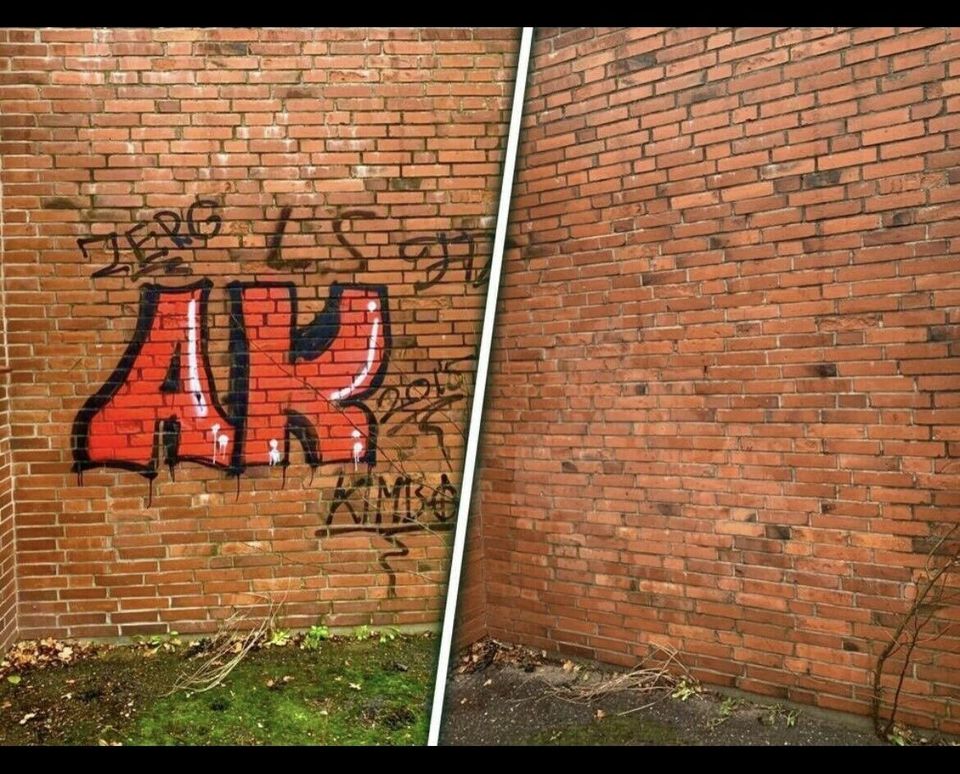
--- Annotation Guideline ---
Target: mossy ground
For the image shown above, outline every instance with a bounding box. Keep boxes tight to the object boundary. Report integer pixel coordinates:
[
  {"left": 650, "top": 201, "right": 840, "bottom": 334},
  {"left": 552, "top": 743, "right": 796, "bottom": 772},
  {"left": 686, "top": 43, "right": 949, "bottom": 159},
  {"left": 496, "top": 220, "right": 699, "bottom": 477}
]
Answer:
[
  {"left": 526, "top": 715, "right": 683, "bottom": 746},
  {"left": 0, "top": 634, "right": 436, "bottom": 746}
]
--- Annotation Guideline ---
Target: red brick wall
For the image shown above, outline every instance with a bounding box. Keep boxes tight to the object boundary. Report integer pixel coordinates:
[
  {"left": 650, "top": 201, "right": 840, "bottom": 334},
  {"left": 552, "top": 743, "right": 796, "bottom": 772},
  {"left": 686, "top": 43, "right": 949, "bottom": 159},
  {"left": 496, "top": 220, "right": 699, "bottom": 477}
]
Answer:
[
  {"left": 0, "top": 361, "right": 15, "bottom": 648},
  {"left": 1, "top": 150, "right": 16, "bottom": 649},
  {"left": 473, "top": 27, "right": 960, "bottom": 733},
  {"left": 0, "top": 27, "right": 519, "bottom": 640},
  {"left": 453, "top": 485, "right": 487, "bottom": 648}
]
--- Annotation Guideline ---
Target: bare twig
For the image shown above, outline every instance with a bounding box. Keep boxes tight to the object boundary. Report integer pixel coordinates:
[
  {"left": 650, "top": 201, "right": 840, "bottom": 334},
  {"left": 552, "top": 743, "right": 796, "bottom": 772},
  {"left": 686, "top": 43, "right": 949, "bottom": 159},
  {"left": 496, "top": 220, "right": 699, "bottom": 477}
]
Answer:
[
  {"left": 546, "top": 644, "right": 698, "bottom": 716},
  {"left": 165, "top": 594, "right": 286, "bottom": 697},
  {"left": 872, "top": 524, "right": 960, "bottom": 741}
]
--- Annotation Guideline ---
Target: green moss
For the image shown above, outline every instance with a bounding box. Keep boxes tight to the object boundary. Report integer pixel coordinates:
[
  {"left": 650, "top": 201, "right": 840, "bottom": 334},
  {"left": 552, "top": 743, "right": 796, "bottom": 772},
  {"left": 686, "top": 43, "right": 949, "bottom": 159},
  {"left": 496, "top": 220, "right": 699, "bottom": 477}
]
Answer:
[
  {"left": 525, "top": 715, "right": 685, "bottom": 746},
  {"left": 0, "top": 636, "right": 435, "bottom": 746}
]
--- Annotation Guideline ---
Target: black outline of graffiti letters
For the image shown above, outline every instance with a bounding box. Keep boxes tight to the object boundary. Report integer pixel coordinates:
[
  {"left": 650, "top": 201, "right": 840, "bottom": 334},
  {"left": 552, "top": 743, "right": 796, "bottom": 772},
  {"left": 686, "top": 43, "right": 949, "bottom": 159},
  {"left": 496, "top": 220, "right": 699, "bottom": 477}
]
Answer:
[
  {"left": 225, "top": 280, "right": 391, "bottom": 472},
  {"left": 73, "top": 280, "right": 392, "bottom": 479},
  {"left": 71, "top": 279, "right": 232, "bottom": 480}
]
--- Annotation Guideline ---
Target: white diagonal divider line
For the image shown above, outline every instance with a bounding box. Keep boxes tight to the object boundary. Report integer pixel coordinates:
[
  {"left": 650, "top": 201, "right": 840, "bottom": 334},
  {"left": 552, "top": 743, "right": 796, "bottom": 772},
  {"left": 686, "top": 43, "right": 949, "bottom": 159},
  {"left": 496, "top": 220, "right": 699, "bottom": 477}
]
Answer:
[{"left": 426, "top": 26, "right": 534, "bottom": 747}]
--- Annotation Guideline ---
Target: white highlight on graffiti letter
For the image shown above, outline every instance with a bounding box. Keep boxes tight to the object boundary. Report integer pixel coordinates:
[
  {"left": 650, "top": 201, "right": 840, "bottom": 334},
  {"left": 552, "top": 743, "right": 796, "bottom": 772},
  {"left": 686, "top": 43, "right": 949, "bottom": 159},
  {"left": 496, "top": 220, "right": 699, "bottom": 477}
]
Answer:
[
  {"left": 210, "top": 425, "right": 229, "bottom": 463},
  {"left": 351, "top": 429, "right": 362, "bottom": 471},
  {"left": 328, "top": 302, "right": 380, "bottom": 403},
  {"left": 268, "top": 439, "right": 281, "bottom": 466},
  {"left": 187, "top": 299, "right": 208, "bottom": 418}
]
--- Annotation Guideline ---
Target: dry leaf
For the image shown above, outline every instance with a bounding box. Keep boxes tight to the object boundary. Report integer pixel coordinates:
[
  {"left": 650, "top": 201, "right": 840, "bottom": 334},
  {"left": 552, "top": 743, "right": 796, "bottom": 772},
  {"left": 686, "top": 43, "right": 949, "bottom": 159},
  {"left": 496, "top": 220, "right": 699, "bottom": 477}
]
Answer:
[
  {"left": 349, "top": 682, "right": 361, "bottom": 691},
  {"left": 19, "top": 712, "right": 36, "bottom": 725},
  {"left": 483, "top": 678, "right": 493, "bottom": 687},
  {"left": 562, "top": 660, "right": 575, "bottom": 672},
  {"left": 595, "top": 709, "right": 606, "bottom": 720}
]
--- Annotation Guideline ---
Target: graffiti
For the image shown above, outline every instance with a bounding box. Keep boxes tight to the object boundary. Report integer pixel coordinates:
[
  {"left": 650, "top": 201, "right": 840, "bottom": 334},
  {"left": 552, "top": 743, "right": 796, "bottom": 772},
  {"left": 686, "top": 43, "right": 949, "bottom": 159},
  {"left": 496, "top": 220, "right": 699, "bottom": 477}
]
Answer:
[
  {"left": 333, "top": 209, "right": 377, "bottom": 273},
  {"left": 77, "top": 199, "right": 222, "bottom": 280},
  {"left": 323, "top": 471, "right": 458, "bottom": 529},
  {"left": 228, "top": 281, "right": 388, "bottom": 470},
  {"left": 80, "top": 204, "right": 495, "bottom": 293},
  {"left": 71, "top": 279, "right": 390, "bottom": 478},
  {"left": 319, "top": 472, "right": 458, "bottom": 596},
  {"left": 376, "top": 356, "right": 475, "bottom": 466},
  {"left": 264, "top": 206, "right": 307, "bottom": 272},
  {"left": 263, "top": 208, "right": 394, "bottom": 276},
  {"left": 72, "top": 200, "right": 479, "bottom": 590},
  {"left": 399, "top": 230, "right": 493, "bottom": 291}
]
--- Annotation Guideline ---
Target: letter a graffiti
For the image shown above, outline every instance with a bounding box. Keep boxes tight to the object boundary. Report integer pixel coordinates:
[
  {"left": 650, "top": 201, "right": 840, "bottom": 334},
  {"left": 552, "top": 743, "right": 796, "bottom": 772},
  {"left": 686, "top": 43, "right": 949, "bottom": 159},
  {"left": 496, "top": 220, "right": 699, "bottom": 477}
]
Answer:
[{"left": 72, "top": 280, "right": 390, "bottom": 478}]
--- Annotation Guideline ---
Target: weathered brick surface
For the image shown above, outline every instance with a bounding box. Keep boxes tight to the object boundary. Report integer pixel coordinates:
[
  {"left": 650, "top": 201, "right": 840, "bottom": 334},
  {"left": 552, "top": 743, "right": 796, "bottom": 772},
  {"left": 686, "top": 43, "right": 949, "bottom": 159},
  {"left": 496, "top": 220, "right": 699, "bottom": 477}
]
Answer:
[
  {"left": 0, "top": 27, "right": 519, "bottom": 641},
  {"left": 1, "top": 134, "right": 16, "bottom": 649},
  {"left": 0, "top": 364, "right": 15, "bottom": 649},
  {"left": 469, "top": 27, "right": 960, "bottom": 732}
]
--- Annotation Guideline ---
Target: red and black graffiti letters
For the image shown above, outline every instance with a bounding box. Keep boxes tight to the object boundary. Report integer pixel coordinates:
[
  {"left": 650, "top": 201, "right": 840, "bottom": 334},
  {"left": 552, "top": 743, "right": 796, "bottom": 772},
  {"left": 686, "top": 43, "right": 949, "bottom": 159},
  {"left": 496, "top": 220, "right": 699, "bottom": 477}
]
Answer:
[
  {"left": 229, "top": 282, "right": 388, "bottom": 470},
  {"left": 72, "top": 279, "right": 391, "bottom": 478}
]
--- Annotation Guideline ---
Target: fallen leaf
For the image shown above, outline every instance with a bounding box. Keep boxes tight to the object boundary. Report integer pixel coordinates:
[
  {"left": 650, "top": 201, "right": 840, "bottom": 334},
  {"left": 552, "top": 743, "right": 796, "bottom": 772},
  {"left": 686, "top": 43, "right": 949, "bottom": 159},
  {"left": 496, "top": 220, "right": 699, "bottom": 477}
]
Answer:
[
  {"left": 483, "top": 678, "right": 493, "bottom": 687},
  {"left": 595, "top": 709, "right": 606, "bottom": 720},
  {"left": 562, "top": 660, "right": 575, "bottom": 672},
  {"left": 19, "top": 712, "right": 36, "bottom": 725},
  {"left": 6, "top": 675, "right": 21, "bottom": 685},
  {"left": 319, "top": 710, "right": 329, "bottom": 716},
  {"left": 282, "top": 675, "right": 294, "bottom": 683},
  {"left": 349, "top": 682, "right": 361, "bottom": 691}
]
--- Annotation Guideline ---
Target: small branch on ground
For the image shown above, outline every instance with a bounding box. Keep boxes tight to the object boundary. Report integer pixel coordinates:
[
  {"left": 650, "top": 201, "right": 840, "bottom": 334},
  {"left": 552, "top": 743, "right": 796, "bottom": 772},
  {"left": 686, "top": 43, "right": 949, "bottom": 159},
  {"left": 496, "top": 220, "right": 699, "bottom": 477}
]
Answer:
[
  {"left": 165, "top": 594, "right": 285, "bottom": 697},
  {"left": 546, "top": 644, "right": 700, "bottom": 716}
]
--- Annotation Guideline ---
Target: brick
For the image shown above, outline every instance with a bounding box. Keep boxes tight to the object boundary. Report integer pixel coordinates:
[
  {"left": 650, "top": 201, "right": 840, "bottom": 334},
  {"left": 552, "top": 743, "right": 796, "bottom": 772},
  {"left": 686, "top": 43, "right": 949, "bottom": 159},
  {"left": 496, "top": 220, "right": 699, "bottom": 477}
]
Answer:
[
  {"left": 5, "top": 24, "right": 960, "bottom": 739},
  {"left": 0, "top": 26, "right": 513, "bottom": 654},
  {"left": 466, "top": 25, "right": 960, "bottom": 738}
]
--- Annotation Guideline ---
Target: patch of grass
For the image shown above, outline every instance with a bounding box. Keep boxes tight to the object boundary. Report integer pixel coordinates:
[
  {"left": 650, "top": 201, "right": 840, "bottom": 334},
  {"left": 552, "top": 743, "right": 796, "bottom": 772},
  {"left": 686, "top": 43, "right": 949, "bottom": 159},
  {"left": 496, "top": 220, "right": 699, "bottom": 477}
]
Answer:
[
  {"left": 0, "top": 635, "right": 435, "bottom": 746},
  {"left": 526, "top": 715, "right": 685, "bottom": 746}
]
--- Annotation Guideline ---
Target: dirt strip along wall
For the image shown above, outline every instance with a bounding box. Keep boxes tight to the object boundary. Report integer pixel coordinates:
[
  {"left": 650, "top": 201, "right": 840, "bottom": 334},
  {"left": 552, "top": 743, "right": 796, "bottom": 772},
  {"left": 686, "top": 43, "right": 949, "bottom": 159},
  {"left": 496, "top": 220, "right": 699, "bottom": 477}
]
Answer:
[
  {"left": 469, "top": 27, "right": 960, "bottom": 733},
  {"left": 0, "top": 27, "right": 519, "bottom": 641}
]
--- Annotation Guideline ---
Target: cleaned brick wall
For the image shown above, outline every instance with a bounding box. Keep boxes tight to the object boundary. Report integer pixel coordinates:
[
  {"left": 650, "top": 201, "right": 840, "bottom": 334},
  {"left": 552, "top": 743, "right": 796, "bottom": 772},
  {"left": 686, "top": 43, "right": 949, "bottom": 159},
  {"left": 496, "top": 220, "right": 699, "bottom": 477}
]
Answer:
[
  {"left": 453, "top": 486, "right": 487, "bottom": 647},
  {"left": 0, "top": 27, "right": 519, "bottom": 640},
  {"left": 471, "top": 27, "right": 960, "bottom": 733}
]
